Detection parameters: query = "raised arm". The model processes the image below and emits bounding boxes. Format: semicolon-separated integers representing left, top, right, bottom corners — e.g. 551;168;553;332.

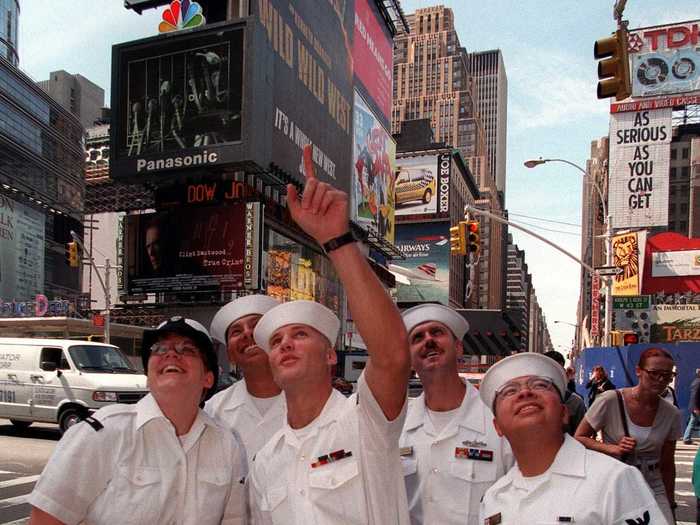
286;145;410;420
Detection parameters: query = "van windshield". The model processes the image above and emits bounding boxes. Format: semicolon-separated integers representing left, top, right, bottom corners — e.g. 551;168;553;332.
68;345;138;373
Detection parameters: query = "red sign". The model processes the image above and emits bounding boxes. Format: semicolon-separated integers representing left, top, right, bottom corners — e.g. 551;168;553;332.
611;95;700;113
591;273;601;338
642;232;700;294
641;23;699;51
353;0;393;124
93;314;105;327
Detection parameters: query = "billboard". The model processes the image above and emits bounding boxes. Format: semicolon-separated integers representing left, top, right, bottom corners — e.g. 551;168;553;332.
652;249;700;277
650;304;700;343
609;108;672;229
395;155;451;218
0;195;44;301
111;24;244;178
124;202;261;293
612;231;647;296
353;0;393;125
392;222;450;305
251;0;354;189
351;91;396;242
591;272;601;337
628;20;700;99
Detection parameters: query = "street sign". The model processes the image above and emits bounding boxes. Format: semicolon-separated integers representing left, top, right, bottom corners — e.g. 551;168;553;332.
613;295;650;309
596;266;624;277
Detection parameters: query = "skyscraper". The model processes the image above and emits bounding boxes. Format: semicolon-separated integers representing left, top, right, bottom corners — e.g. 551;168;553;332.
0;0;18;66
37;70;105;129
468;50;508;198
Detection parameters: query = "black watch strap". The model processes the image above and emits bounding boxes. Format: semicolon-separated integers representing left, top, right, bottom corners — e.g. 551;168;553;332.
322;231;356;253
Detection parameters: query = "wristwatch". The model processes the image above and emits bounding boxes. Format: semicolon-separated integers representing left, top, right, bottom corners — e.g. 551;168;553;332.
322;231;356;254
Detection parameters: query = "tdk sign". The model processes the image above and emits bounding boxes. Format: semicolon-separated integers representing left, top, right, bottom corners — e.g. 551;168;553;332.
136;151;219;172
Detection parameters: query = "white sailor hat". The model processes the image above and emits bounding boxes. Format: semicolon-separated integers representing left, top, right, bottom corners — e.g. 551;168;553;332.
479;352;567;410
402;303;470;340
210;295;279;344
254;300;340;353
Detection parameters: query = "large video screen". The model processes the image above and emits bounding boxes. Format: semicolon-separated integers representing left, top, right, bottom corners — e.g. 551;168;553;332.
111;24;244;178
124;202;261;293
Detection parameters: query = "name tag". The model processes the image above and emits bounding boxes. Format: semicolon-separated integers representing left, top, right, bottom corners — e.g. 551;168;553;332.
463;439;488;448
456;447;493;462
558;518;574;523
399;446;413;457
484;512;501;525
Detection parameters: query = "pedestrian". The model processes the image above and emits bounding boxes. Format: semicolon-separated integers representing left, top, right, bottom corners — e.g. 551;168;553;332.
683;369;700;444
399;304;513;524
206;294;285;463
28;317;246;525
544;351;586;435
478;353;665;524
575;347;682;524
565;366;576;394
248;145;410;524
693;444;700;524
585;365;615;407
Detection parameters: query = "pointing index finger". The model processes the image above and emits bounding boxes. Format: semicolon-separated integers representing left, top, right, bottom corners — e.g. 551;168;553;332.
303;144;316;180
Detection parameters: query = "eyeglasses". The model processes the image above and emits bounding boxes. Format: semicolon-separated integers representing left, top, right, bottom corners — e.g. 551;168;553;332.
640;368;676;383
495;376;556;400
150;342;200;358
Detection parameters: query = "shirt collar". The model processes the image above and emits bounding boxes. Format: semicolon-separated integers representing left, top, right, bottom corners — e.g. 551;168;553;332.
404;381;486;435
222;379;252;411
276;388;347;449
547;434;586;478
135;392;221;434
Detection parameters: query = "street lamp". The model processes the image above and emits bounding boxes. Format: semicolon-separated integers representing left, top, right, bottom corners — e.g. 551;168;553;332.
554;320;580;328
524;157;614;347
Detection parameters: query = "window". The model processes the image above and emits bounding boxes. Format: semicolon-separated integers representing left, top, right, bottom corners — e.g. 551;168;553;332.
670;167;677;179
683;148;690;159
671;148;677;160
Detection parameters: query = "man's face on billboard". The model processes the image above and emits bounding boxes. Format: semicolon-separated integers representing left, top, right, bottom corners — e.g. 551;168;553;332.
145;225;162;272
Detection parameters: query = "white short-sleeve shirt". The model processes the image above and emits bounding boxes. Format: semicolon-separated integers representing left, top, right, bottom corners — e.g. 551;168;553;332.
479;434;666;525
206;379;286;463
29;394;246;525
249;372;410;525
400;382;513;524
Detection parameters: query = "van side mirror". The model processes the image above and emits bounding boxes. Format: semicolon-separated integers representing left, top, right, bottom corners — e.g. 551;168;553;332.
40;361;57;372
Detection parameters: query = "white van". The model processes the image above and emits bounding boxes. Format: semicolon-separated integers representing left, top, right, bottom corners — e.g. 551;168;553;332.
0;338;148;433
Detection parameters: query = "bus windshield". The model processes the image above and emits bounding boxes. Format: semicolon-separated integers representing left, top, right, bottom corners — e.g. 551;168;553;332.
68;345;139;373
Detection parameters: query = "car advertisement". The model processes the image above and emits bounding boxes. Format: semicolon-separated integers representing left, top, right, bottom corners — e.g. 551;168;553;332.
394;154;450;218
392;222;450;305
351;91;396;243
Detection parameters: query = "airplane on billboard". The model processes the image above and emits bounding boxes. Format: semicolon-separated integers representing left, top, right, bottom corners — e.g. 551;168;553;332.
388;262;442;285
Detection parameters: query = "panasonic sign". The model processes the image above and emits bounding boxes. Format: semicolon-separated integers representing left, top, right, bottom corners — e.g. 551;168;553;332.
136;151;220;173
438;153;451;214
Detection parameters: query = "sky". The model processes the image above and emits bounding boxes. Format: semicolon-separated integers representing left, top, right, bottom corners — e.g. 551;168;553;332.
18;0;700;353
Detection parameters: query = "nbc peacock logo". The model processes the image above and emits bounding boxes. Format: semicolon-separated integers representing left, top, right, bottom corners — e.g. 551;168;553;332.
158;0;206;33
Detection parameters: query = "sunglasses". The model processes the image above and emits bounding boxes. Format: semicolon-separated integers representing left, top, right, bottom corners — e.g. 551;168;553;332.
640;368;676;383
495;376;556;400
150;342;200;358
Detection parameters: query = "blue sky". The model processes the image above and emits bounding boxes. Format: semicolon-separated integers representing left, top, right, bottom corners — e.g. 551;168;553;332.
19;1;699;353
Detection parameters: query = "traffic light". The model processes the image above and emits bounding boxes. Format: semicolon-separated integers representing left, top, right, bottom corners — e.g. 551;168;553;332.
622;332;639;346
594;28;631;100
449;222;467;255
66;241;79;268
610;330;639;346
466;220;480;255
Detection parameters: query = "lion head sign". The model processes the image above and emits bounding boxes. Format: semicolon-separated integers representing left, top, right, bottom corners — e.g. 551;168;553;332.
612;231;647;296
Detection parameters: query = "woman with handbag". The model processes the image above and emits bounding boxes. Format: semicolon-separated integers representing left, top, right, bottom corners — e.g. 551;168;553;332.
575;348;682;524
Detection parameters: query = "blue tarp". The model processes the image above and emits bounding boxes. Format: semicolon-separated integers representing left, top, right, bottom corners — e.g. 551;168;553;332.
575;342;700;423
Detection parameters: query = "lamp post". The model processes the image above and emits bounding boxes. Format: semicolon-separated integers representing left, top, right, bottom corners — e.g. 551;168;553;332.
524;157;614;346
554;320;580;328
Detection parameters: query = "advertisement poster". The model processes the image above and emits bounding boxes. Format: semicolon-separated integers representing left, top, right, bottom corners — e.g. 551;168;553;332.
609;108;671;229
112;25;244;177
252;0;354;190
652;249;700;277
392;222;450;305
352;91;396;242
352;0;393;125
649;304;700;343
612;231;647;296
591;272;600;337
125;202;260;293
0;195;44;301
628;21;700;99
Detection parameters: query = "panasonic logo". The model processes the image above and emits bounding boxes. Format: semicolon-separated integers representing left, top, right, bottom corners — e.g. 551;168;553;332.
136;151;219;172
